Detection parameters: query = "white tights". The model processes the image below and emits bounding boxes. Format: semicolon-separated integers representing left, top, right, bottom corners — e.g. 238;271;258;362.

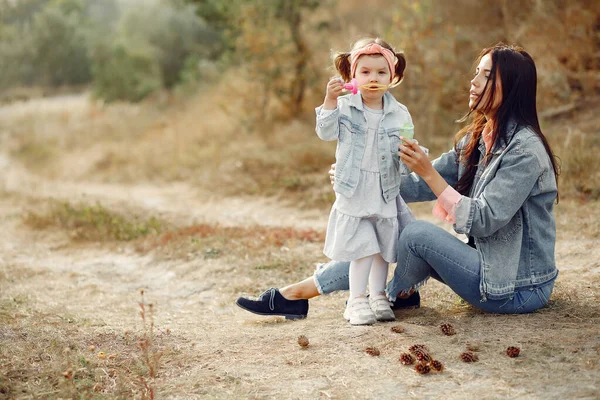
349;253;389;299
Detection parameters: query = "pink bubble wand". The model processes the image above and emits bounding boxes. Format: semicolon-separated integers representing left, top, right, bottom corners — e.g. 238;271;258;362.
341;78;359;94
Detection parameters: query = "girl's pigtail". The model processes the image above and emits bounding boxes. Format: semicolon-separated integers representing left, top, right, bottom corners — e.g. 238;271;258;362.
392;52;406;86
334;52;352;82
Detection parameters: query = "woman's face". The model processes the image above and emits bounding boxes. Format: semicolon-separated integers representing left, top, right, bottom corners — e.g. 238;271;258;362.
469;53;502;115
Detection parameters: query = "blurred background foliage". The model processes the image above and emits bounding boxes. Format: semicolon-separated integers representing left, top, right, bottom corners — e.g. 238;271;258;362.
2;0;598;112
0;0;599;202
2;0;598;130
0;0;219;100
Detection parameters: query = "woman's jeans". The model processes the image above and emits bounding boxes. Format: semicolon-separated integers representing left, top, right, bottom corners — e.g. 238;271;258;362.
314;220;555;314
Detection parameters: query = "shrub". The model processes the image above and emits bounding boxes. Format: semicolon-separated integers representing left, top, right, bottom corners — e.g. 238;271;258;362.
90;38;162;103
29;3;91;86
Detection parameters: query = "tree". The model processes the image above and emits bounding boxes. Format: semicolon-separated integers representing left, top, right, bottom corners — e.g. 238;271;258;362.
192;0;333;120
29;0;91;86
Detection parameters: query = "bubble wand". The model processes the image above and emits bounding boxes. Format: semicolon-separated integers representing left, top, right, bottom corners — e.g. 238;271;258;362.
341;78;359;94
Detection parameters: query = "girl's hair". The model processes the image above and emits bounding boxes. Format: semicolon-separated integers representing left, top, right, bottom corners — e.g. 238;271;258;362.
333;38;406;87
454;43;560;202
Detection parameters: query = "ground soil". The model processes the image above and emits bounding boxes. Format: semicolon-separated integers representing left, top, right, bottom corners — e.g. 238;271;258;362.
0;95;598;399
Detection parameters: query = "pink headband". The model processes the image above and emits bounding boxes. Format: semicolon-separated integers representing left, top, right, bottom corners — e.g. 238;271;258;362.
350;43;396;81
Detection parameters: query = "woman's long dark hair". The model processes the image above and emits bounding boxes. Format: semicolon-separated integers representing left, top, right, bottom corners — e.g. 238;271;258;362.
454;43;560;202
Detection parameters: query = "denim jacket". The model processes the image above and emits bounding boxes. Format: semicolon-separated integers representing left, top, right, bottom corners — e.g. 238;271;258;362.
315;92;412;203
401;120;558;301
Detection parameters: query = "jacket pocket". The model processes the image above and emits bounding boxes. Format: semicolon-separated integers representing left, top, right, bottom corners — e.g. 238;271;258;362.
339;118;354;143
387;129;401;171
387;129;401;154
489;211;522;242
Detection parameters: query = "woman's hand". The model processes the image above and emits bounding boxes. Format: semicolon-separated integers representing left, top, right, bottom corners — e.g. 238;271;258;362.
399;138;435;180
329;163;336;185
399;137;449;197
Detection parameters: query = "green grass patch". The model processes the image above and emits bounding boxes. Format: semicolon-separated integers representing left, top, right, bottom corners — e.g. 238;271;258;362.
23;201;163;241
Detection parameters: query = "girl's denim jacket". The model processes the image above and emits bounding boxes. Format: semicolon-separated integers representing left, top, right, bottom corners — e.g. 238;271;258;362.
315;92;412;203
401;121;559;301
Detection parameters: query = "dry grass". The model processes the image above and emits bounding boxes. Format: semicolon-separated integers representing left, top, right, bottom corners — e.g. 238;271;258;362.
0;293;182;399
139;222;324;254
23;200;164;242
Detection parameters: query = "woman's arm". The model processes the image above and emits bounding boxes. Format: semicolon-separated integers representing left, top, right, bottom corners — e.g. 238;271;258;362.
400;139;448;196
402;134;550;238
328;140;461;203
398;138;461;203
454;146;545;237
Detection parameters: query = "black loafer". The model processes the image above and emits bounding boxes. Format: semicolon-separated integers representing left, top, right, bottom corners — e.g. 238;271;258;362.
391;291;420;310
236;288;308;320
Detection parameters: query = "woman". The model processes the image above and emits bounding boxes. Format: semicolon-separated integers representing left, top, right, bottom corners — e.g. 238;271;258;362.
236;43;560;319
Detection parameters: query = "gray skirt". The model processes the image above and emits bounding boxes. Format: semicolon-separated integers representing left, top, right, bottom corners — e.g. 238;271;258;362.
323;170;399;263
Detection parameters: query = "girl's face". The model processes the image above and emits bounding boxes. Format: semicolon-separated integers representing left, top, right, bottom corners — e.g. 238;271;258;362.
469;53;502;115
354;55;391;100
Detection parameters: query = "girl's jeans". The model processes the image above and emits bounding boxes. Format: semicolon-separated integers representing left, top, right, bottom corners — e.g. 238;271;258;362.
314;220;555;314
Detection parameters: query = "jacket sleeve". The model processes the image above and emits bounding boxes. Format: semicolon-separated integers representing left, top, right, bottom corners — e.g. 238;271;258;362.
454;143;544;237
315;104;340;141
400;146;461;203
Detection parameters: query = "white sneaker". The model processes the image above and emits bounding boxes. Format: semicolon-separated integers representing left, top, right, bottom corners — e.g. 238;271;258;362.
369;293;395;321
343;296;377;325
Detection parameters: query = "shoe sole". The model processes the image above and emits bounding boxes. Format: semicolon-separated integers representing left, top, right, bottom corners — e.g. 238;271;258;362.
345;307;377;325
374;311;396;321
235;300;307;320
349;316;377;325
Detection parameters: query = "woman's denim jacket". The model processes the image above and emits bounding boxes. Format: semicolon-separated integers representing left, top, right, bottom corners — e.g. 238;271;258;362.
401;121;559;301
315;92;412;203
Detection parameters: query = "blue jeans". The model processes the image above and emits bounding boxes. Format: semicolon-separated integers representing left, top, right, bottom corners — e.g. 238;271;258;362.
314;220;555;314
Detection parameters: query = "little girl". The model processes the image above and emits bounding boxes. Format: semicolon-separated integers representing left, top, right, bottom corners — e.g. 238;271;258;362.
316;38;414;325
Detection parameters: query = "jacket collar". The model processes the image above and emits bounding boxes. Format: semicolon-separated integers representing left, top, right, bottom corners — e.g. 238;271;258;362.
348;91;400;115
501;118;519;147
481;118;520;154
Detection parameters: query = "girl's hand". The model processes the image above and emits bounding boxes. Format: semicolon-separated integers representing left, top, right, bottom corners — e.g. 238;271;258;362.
325;78;343;103
328;163;336;185
399;138;435;180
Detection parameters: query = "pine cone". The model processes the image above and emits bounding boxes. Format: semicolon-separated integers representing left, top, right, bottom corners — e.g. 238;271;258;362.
399;353;415;365
440;322;456;336
460;351;479;362
414;349;431;363
408;344;429;354
430;360;444;372
297;335;309;347
415;363;431;374
365;347;380;356
506;346;520;358
390;325;405;334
